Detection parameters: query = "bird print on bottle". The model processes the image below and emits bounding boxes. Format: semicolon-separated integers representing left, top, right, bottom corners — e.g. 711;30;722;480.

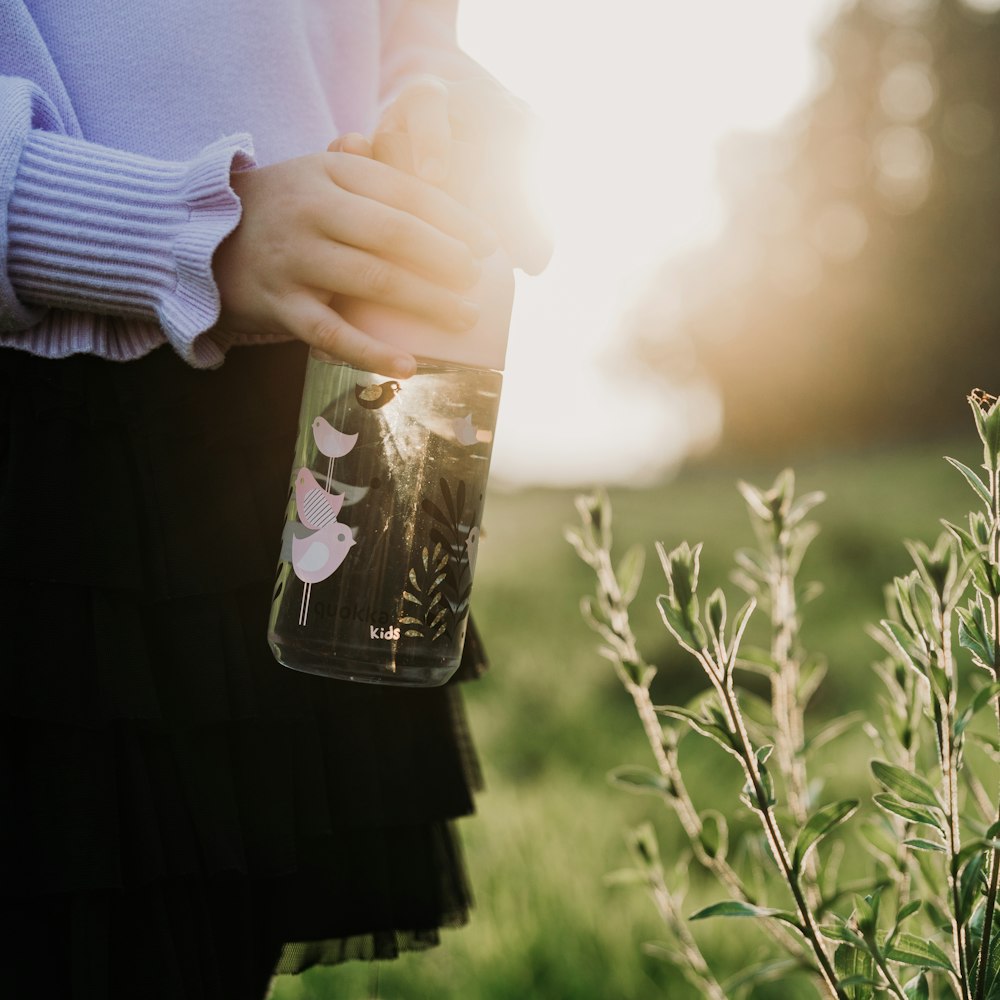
290;457;353;626
295;467;346;528
311;416;358;488
292;520;357;626
326;477;370;507
355;380;401;409
452;413;479;446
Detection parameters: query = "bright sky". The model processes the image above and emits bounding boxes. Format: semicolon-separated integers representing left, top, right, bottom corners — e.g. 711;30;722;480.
456;0;846;486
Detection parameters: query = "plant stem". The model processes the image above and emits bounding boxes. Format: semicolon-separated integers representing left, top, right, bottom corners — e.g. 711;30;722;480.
592;536;805;959
769;538;811;831
975;667;1000;1000
976;696;1000;1000
766;526;825;920
583;543;766;981
625;663;804;957
973;466;1000;1000
643;861;729;1000
710;660;848;1000
977;803;1000;1000
937;607;972;1000
867;939;911;1000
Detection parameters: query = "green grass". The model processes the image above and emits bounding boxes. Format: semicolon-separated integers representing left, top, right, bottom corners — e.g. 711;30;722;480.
272;433;982;999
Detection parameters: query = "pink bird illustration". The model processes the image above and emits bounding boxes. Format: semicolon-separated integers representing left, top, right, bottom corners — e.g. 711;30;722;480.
311;416;358;486
295;467;345;529
292;520;357;625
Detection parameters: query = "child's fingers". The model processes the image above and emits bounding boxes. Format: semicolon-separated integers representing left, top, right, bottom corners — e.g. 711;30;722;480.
327;132;374;157
325;151;496;259
386;77;452;184
280;291;416;379
319;187;482;291
293;241;480;333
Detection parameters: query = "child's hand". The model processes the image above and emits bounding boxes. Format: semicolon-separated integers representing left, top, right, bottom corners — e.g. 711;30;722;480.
376;76;553;275
213;150;496;378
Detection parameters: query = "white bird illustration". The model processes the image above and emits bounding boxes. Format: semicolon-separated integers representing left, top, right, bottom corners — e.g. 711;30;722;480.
452;413;479;446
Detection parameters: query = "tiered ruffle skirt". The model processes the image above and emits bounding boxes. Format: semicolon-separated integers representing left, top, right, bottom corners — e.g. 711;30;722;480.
0;341;483;1000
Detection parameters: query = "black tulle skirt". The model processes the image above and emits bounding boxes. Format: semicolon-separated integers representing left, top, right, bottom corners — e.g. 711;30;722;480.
0;340;484;1000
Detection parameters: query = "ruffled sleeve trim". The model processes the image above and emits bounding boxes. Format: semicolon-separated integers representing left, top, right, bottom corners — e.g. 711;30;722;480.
5;131;256;368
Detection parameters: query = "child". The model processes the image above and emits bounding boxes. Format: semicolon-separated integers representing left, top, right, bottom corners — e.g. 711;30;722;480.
0;3;549;998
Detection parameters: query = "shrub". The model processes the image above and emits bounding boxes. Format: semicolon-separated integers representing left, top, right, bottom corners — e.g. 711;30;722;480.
567;391;1000;1000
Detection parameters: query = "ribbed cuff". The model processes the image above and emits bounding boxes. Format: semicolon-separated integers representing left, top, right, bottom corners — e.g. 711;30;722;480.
6;131;255;368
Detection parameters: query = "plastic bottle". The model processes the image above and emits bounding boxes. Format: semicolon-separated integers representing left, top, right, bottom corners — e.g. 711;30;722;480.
267;137;513;686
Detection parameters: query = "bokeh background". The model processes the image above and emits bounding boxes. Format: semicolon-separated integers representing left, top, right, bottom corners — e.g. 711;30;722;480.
274;0;1000;996
472;0;1000;486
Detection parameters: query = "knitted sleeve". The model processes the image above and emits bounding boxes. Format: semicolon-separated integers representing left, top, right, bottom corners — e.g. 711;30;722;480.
0;76;256;368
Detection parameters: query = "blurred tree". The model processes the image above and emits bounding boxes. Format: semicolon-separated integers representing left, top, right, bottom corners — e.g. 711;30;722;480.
631;0;1000;458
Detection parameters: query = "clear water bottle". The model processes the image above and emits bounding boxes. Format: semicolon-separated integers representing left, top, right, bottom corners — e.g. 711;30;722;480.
267;140;514;686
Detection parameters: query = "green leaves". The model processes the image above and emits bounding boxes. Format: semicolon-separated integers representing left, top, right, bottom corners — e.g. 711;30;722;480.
608;765;674;798
883;934;955;973
873;794;944;830
656;554;756;682
946;456;992;510
568;490;658;690
658;540;700;616
894;569;942;649
569;490;612;563
792;799;860;875
834;939;877;1000
625;821;663;870
872;761;943;830
972;903;1000;1000
570;412;1000;1000
905;534;963;609
871;761;941;811
945;513;996;598
698;810;728;861
955;680;1000;738
657;703;740;758
656;540;709;652
737;469;825;535
957;850;985;928
740;745;777;812
969;388;1000;472
957;599;996;672
881;618;931;676
824;896;954;998
706;587;726;641
689;900;803;930
616;543;645;607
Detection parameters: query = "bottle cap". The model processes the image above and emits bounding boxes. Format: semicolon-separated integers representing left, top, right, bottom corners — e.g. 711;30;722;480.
334;134;514;372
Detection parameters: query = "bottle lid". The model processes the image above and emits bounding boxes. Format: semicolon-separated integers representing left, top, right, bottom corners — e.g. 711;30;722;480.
335;135;514;372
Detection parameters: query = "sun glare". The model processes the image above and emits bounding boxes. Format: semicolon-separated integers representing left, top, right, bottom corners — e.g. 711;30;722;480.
457;0;844;485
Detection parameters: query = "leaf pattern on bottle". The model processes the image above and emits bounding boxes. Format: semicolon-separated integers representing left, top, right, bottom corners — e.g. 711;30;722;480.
413;478;479;641
400;543;450;639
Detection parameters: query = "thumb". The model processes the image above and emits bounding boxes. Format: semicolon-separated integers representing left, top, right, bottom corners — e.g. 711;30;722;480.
392;77;453;184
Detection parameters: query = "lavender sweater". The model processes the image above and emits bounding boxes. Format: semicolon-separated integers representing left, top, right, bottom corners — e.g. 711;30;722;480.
0;0;478;368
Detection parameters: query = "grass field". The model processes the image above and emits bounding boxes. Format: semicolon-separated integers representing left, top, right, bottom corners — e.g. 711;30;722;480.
272;432;984;999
